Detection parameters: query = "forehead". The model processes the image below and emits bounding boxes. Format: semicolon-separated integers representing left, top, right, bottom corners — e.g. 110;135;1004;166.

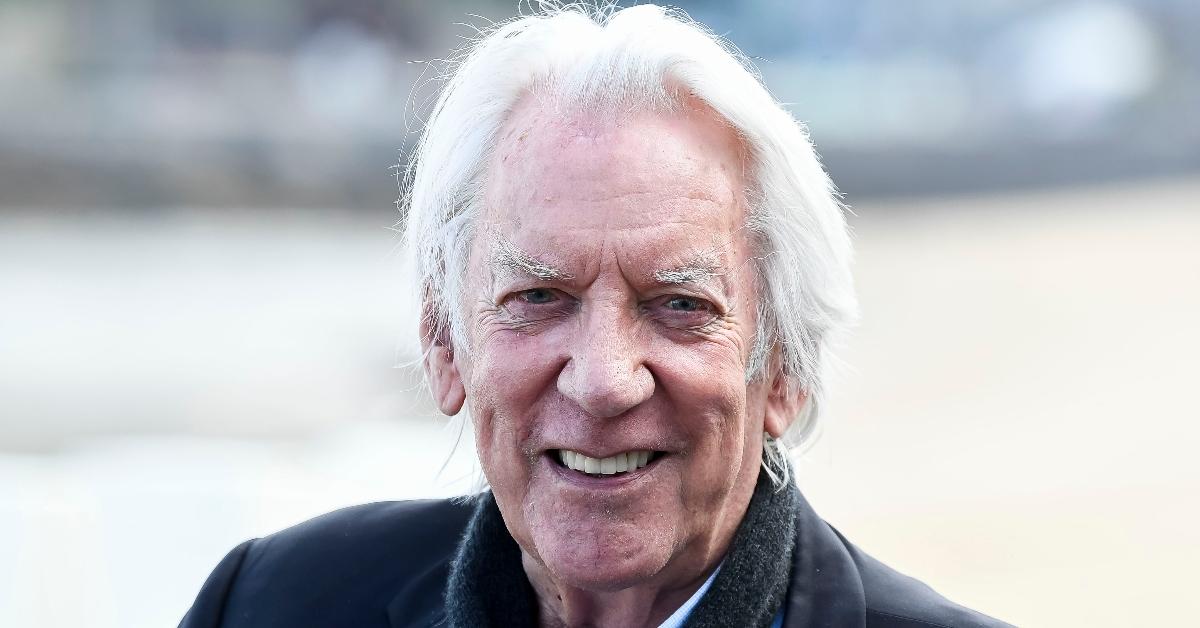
480;97;751;258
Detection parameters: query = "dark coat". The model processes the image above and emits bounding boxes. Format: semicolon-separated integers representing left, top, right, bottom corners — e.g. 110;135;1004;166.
179;493;1012;628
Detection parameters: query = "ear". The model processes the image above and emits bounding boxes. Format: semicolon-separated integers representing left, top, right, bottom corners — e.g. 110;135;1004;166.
419;307;466;416
763;369;808;439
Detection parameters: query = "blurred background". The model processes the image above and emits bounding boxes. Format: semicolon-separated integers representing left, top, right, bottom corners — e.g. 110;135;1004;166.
1;1;1197;626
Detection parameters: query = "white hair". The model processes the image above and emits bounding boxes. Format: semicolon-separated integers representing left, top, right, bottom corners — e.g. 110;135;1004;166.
400;2;857;486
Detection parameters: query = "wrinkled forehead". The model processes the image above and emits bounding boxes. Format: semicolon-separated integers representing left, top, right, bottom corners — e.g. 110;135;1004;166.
481;95;751;235
473;96;757;289
490;92;748;178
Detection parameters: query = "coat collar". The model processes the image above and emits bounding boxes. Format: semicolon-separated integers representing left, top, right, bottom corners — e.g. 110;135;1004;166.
684;472;797;626
783;488;866;628
441;491;539;627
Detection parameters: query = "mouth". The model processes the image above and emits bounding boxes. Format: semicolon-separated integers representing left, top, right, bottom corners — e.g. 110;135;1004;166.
551;449;665;479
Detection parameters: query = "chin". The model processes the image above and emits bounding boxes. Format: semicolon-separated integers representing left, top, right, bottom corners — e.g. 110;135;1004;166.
530;517;675;592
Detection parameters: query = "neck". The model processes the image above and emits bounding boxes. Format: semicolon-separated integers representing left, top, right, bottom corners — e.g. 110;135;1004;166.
522;552;719;628
518;468;756;628
443;466;798;628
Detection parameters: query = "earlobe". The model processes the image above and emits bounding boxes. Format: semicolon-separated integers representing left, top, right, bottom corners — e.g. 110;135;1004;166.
763;373;807;439
420;311;466;416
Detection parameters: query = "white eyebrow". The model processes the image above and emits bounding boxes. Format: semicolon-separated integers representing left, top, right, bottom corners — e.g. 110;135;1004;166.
654;252;724;285
654;265;720;285
491;236;574;281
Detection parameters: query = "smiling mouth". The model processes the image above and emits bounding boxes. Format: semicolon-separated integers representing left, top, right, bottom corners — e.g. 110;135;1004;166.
553;449;664;478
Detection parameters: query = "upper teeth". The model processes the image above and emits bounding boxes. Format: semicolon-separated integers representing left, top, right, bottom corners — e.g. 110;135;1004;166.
559;449;653;475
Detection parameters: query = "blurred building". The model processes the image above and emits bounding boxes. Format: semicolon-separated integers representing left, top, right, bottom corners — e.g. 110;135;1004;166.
0;0;1196;209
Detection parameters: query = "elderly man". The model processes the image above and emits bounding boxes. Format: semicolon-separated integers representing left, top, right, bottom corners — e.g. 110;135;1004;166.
181;5;1009;628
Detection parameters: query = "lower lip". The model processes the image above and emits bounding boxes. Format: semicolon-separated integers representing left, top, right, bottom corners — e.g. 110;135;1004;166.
544;452;663;488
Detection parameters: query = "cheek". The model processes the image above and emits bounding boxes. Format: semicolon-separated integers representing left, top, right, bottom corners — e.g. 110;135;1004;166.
649;339;764;476
469;330;563;408
653;334;747;407
660;360;750;444
466;333;563;479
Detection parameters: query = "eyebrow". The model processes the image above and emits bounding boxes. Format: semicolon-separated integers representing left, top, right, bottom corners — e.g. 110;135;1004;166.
491;236;574;281
653;252;724;286
491;235;726;287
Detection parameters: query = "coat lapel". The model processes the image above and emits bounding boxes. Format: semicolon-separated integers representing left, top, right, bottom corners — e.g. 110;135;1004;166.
783;489;867;628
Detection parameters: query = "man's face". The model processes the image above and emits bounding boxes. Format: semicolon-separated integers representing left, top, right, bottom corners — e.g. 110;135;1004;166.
446;98;792;591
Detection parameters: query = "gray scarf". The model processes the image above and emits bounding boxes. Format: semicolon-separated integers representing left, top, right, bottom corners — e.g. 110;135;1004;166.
444;469;799;627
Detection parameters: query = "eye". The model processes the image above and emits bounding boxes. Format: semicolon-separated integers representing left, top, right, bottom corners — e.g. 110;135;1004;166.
649;294;718;328
520;288;558;304
665;296;703;312
499;287;574;325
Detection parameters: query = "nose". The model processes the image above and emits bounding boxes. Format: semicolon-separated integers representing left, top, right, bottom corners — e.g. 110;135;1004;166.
557;307;654;418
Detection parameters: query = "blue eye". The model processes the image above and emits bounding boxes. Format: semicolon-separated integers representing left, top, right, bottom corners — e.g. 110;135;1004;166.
666;297;702;311
500;288;573;325
650;295;718;329
520;288;557;304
